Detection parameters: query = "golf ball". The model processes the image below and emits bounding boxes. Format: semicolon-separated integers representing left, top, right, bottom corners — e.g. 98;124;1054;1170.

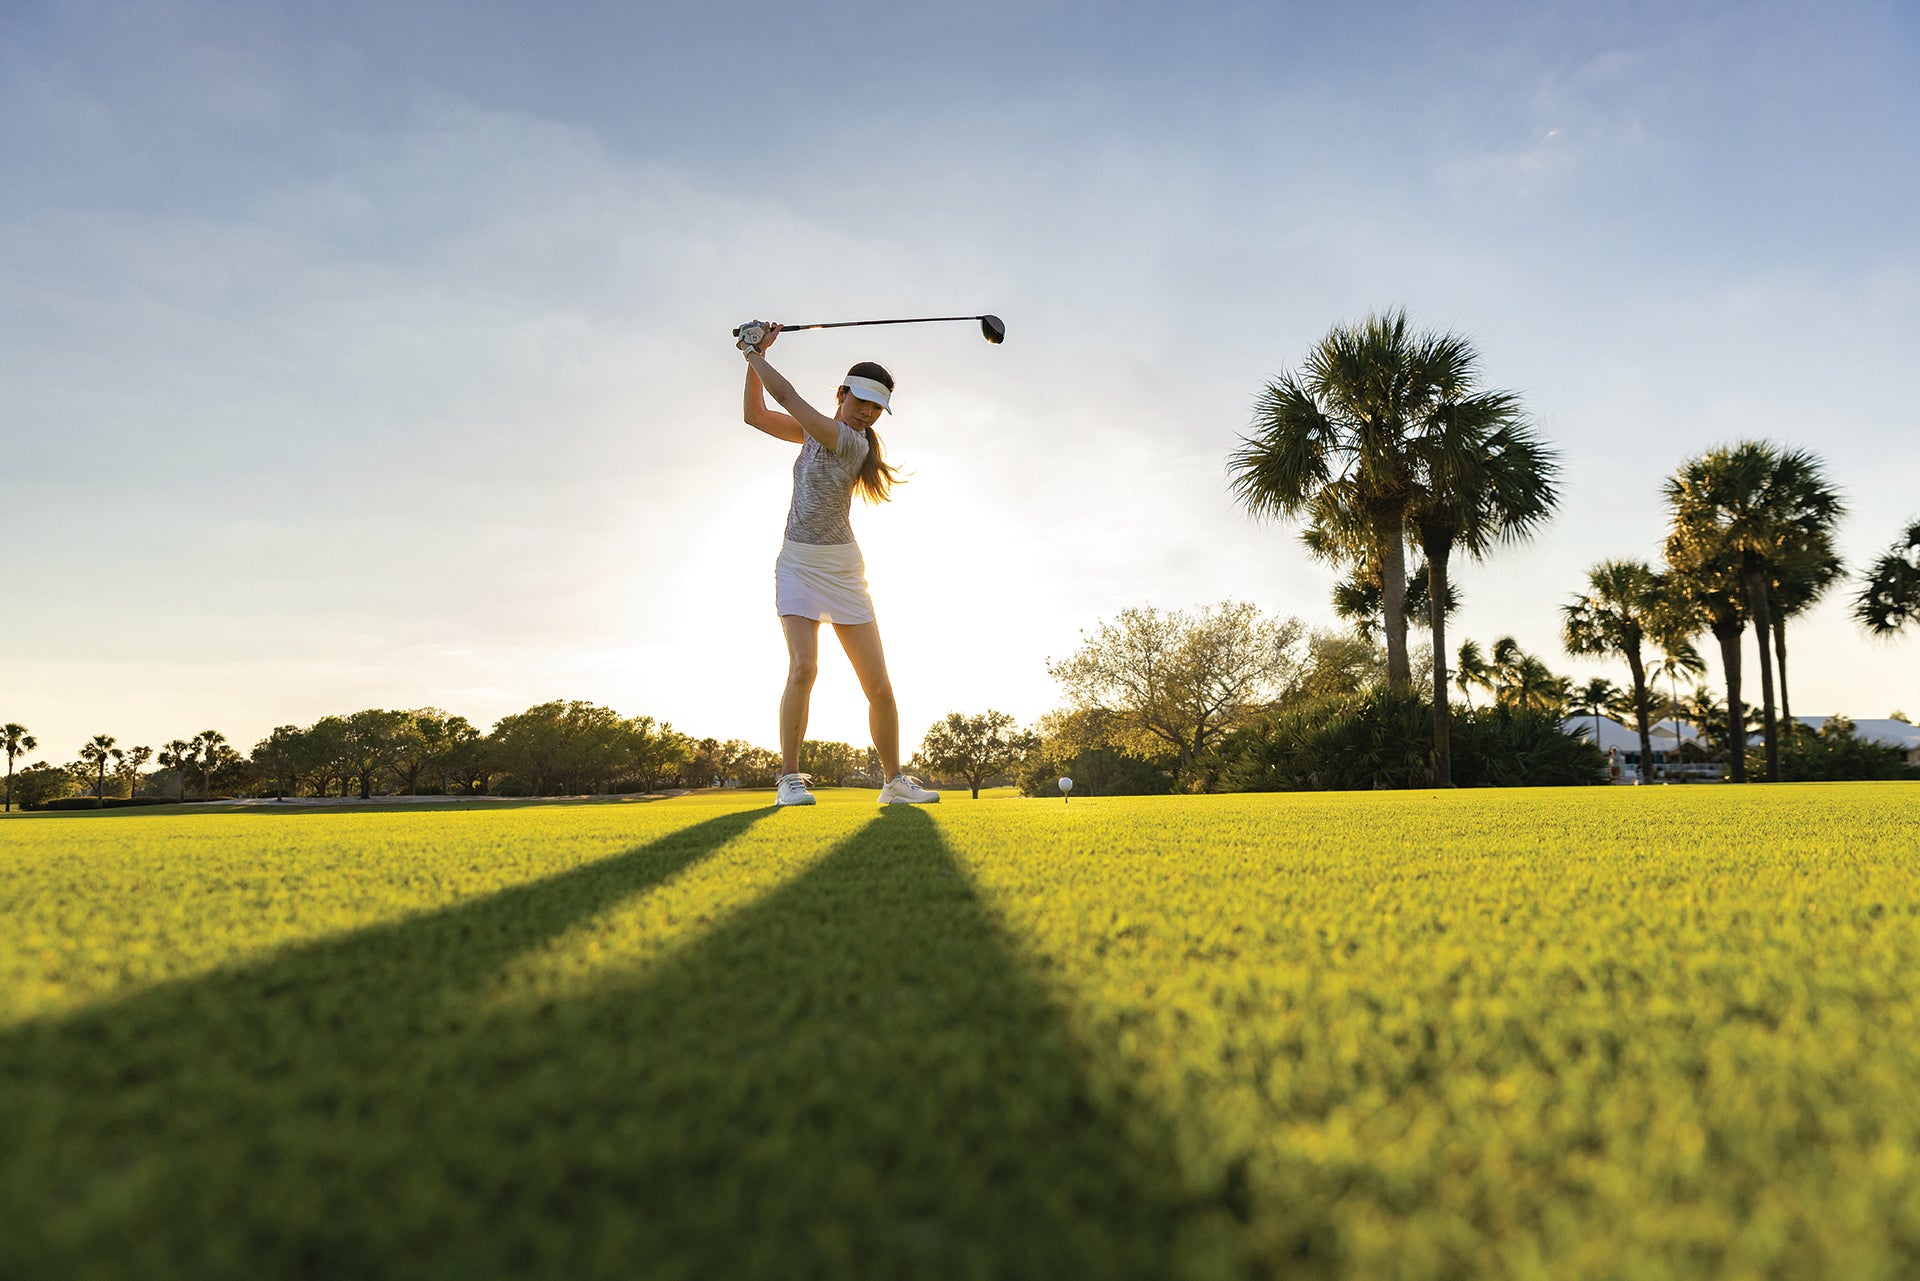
1059;777;1073;792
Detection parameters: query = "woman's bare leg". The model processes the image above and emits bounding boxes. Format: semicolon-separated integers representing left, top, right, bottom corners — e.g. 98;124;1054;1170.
833;620;899;780
780;615;821;775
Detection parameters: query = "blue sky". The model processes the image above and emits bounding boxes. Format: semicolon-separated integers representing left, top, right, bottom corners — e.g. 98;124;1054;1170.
4;0;1917;762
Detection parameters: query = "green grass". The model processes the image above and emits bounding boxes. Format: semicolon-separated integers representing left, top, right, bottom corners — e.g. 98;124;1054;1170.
3;784;1918;1278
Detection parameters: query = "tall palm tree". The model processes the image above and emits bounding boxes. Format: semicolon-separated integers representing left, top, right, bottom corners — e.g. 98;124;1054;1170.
1569;677;1623;754
1328;560;1445;645
1454;640;1491;710
1663;542;1749;782
1231;309;1463;690
192;730;228;801
79;734;118;801
1855;518;1920;636
1408;397;1560;785
1665;443;1843;782
1766;533;1844;743
1562;559;1665;784
3;723;36;813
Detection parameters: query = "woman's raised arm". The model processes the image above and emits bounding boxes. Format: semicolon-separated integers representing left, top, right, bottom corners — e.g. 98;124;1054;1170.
743;348;844;450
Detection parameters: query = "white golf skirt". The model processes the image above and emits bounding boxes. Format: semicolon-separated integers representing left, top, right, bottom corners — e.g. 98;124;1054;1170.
774;538;875;625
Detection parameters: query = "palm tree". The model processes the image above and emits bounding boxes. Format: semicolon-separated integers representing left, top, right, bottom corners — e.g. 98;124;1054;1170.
1855;518;1920;636
1328;559;1445;645
158;739;197;801
1231;309;1465;690
3;723;36;813
1511;656;1572;716
1570;677;1623;753
79;734;118;801
1408;396;1560;785
1454;640;1491;710
1649;640;1706;772
1766;534;1844;743
1663;544;1749;782
1489;636;1525;706
192;730;228;801
1562;559;1665;784
1665;443;1843;782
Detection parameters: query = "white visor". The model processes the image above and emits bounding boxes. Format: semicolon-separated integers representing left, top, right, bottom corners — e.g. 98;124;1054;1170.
841;374;892;414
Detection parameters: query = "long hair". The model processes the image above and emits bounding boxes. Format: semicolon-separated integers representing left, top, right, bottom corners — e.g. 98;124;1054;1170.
842;361;904;504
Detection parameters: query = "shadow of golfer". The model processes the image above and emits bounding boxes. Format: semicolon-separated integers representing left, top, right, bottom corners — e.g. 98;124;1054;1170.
0;805;1194;1279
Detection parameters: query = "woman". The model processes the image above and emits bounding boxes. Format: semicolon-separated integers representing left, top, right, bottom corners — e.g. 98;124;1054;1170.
739;321;940;807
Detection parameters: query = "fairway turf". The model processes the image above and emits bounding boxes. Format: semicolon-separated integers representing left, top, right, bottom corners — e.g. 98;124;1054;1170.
3;785;1918;1278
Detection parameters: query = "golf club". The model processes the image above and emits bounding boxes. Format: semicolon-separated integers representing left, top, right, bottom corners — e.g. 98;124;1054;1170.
735;314;1005;346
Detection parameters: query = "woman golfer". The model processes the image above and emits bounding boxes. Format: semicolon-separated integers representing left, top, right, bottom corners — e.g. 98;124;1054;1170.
739;321;939;807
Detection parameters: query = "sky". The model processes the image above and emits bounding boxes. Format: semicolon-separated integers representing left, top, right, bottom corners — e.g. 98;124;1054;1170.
4;0;1918;764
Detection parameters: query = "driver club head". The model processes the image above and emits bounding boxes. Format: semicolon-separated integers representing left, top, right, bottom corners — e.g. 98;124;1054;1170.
980;315;1006;344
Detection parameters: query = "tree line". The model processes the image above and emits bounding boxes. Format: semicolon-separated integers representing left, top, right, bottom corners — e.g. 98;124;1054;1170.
1222;308;1919;788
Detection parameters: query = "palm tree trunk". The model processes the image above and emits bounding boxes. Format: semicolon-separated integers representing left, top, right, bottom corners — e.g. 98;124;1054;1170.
1427;545;1453;786
1773;615;1794;745
1714;619;1745;783
1626;641;1653;785
1379;510;1411;689
1744;562;1780;782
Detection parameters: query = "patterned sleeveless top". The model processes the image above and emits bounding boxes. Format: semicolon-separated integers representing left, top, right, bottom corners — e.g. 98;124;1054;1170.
783;423;871;546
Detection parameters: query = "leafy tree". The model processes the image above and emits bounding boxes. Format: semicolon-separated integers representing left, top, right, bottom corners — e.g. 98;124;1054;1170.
78;734;118;800
301;716;353;798
3;723;36;812
796;740;861;787
1047;601;1304;785
1665;443;1843;781
252;726;306;800
1291;629;1388;705
385;711;439;796
729;745;782;789
1017;707;1175;797
332;711;407;800
1562;559;1669;784
1855;518;1920;636
917;710;1035;799
10;761;77;809
627;717;692;792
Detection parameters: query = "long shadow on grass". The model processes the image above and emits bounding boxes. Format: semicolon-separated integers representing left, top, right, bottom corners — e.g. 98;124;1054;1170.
0;807;1198;1280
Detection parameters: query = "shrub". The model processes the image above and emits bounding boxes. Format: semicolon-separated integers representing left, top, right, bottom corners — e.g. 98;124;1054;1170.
38;797;105;811
1017;745;1174;797
1201;689;1607;792
1755;718;1916;782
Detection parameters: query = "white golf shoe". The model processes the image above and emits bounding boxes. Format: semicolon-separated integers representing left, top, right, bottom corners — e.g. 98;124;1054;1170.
775;773;816;806
877;774;940;805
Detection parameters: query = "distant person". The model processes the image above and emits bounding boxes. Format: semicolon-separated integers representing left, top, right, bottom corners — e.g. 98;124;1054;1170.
738;321;939;807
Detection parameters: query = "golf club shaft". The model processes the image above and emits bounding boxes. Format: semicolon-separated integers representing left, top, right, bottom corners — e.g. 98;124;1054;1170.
733;316;985;336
